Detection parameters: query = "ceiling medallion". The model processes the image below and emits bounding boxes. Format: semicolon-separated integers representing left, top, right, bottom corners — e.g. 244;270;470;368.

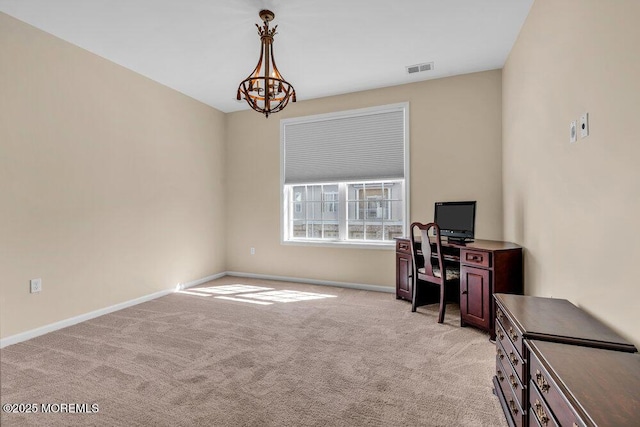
237;10;296;118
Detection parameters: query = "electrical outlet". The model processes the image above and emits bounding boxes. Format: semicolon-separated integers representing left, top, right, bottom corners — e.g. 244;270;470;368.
580;112;589;138
569;120;577;143
250;247;255;255
30;278;42;293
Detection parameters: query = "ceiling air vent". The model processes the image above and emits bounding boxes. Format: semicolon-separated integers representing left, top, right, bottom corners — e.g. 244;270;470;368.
406;62;434;74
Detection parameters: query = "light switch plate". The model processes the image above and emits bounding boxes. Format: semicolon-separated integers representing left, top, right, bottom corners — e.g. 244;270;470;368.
569;120;577;143
580;113;589;138
30;278;42;293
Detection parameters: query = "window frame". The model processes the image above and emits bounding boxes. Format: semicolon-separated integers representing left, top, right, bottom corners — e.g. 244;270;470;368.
280;103;410;249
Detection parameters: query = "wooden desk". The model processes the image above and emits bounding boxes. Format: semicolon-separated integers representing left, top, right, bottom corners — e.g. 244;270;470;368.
395;237;523;338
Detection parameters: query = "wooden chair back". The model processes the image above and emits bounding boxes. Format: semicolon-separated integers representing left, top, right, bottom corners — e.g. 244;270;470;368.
409;221;459;322
410;222;444;286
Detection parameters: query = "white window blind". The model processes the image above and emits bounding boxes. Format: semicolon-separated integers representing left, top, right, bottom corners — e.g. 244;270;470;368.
282;105;406;184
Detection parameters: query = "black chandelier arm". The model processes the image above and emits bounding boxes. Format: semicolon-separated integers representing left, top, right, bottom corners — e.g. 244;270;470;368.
238;86;294;106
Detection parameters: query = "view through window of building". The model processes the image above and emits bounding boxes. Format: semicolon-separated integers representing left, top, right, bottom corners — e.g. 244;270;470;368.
287;180;404;242
291;184;340;239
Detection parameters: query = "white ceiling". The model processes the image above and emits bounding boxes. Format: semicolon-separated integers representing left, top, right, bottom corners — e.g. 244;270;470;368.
0;0;533;113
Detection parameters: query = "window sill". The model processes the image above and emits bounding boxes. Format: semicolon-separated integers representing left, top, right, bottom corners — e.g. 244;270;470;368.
281;239;395;250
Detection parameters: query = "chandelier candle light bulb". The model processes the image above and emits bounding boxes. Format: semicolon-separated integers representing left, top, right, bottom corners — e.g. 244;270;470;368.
237;10;296;118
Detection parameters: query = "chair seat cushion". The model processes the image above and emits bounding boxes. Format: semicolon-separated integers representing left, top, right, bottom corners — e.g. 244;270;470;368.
418;266;460;281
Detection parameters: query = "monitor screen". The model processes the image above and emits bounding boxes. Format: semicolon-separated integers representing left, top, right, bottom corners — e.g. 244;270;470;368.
434;201;476;241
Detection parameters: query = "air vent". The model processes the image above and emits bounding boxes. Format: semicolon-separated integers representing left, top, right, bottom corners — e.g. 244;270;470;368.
406;62;434;74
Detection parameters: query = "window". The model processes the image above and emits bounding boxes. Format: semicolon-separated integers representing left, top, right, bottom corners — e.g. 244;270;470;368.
281;103;409;246
347;181;403;240
291;184;340;239
354;185;391;220
293;191;303;213
323;191;338;213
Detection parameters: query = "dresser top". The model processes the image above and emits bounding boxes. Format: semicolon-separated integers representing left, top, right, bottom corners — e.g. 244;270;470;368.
495;293;637;352
527;340;640;427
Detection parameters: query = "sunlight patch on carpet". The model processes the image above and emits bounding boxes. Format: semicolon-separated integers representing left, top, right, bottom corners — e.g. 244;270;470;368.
214;296;274;305
176;290;213;297
175;284;273;297
194;284;274;294
233;290;337;303
176;284;337;305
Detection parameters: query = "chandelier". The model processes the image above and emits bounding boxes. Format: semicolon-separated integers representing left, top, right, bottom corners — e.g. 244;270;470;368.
237;10;296;118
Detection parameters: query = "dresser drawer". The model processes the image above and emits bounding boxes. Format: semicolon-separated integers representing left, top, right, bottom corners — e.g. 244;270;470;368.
529;350;586;427
496;306;525;358
496;338;526;407
529;412;544;427
396;239;411;254
460;249;491;268
495;356;509;394
529;379;559;427
496;321;526;384
495;359;525;427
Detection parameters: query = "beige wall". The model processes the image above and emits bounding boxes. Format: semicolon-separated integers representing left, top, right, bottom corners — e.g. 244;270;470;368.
0;13;227;339
226;70;504;287
0;12;509;340
503;1;640;346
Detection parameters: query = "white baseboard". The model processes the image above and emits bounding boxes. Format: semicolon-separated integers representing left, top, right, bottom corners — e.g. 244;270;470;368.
179;272;227;290
0;271;389;348
0;272;226;349
225;271;395;294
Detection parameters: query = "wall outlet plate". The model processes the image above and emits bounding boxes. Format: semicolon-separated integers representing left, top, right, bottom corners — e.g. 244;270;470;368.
569;120;577;143
580;112;589;138
30;278;42;293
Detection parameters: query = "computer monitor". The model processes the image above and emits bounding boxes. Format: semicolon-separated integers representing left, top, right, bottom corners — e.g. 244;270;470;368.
434;201;476;243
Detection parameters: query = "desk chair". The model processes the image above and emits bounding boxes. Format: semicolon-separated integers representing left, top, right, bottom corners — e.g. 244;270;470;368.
410;222;460;323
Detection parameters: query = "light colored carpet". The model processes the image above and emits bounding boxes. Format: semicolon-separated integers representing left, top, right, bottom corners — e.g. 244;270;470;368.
1;276;507;426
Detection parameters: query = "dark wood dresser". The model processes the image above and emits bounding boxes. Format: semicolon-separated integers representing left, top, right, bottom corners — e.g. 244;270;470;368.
493;293;637;426
526;340;640;427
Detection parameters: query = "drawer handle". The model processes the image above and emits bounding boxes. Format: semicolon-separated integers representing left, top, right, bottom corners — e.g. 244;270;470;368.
496;368;505;382
508;326;519;342
497;310;504;321
399;243;409;250
468;254;482;262
498;329;505;341
509;352;519;366
508;399;519;416
509;374;518;389
496;348;504;360
536;369;551;393
534;399;550;425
